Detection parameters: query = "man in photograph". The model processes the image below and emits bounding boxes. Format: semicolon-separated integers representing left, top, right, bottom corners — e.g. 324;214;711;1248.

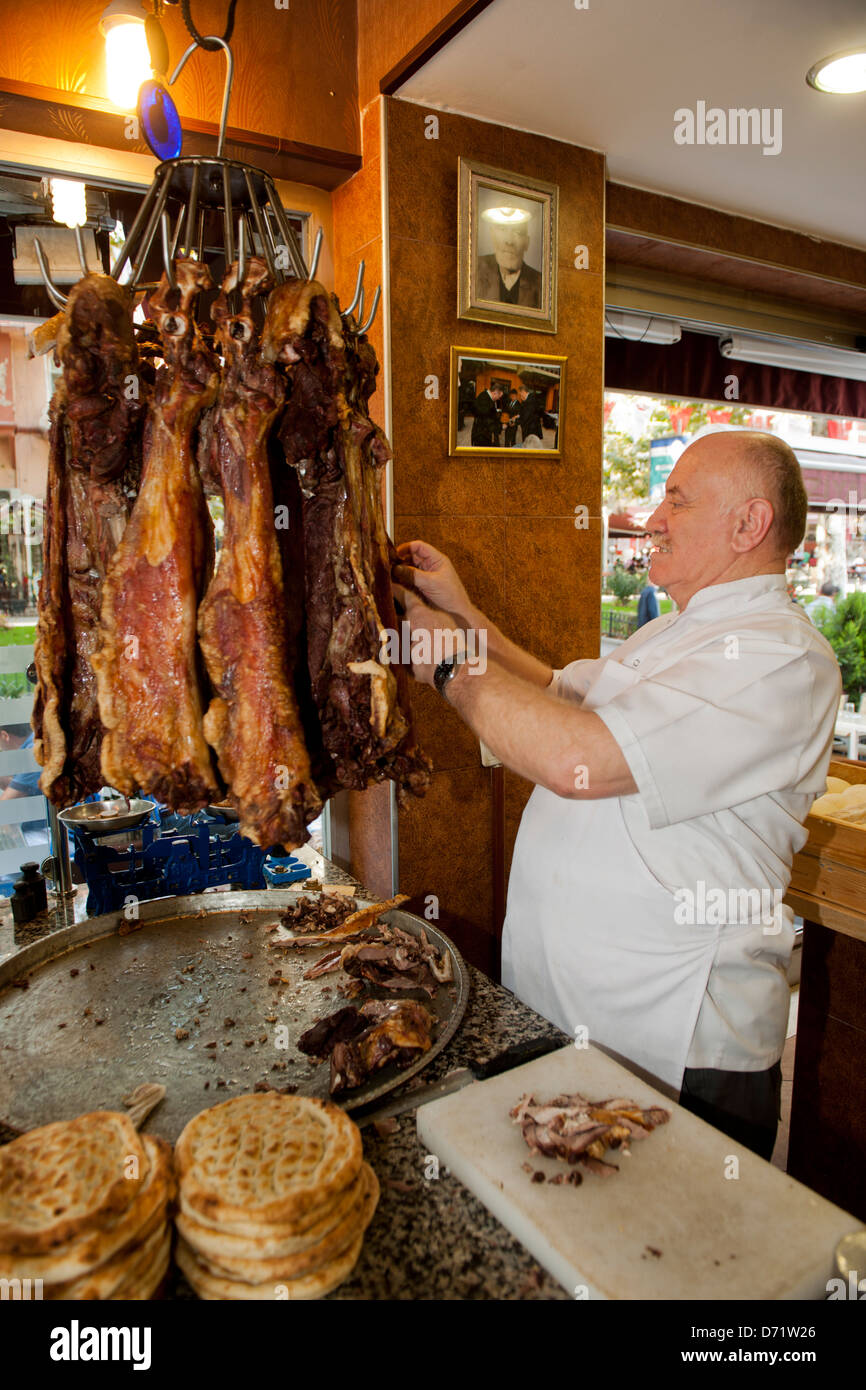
503;388;521;446
477;215;542;308
470;383;504;447
514;382;549;442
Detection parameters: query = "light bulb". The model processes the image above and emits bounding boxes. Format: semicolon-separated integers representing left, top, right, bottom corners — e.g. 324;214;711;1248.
51;178;87;228
101;2;151;109
807;49;866;94
481;206;532;226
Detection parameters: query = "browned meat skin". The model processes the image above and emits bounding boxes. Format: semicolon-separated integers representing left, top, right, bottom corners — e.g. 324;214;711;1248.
264;279;430;800
32;274;143;805
94;259;221;810
196;257;321;849
297;1005;369;1057
343;327;431;800
329;999;435;1094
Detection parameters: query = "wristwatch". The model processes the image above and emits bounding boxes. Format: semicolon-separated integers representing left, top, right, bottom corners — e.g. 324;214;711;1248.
434;638;469;697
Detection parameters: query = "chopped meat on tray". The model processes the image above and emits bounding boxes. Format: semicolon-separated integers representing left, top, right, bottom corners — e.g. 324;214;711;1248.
298;999;436;1094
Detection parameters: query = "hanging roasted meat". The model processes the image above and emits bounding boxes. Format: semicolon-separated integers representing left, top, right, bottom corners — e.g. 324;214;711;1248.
197;257;321;849
32;274;144;805
94;259;221;810
263;279;431;802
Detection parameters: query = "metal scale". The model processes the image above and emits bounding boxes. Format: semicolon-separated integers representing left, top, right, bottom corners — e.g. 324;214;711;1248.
31;29;380;916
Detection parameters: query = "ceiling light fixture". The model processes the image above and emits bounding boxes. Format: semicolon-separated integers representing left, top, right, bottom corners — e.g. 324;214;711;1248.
50;178;87;229
806;47;866;94
604;310;682;345
100;0;152;110
719;333;866;382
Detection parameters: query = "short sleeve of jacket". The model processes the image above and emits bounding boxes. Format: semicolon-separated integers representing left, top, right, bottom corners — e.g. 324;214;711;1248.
595;637;841;828
549;657;608;704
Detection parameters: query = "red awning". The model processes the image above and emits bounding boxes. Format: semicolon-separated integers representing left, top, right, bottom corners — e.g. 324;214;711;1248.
799;468;866;511
608;511;647;536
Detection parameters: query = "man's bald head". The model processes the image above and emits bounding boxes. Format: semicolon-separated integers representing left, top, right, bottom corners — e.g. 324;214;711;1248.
714;430;808;558
646;429;807;608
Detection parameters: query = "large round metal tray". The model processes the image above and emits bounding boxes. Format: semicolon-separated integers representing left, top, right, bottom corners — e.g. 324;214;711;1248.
58;799;156;836
0;890;469;1142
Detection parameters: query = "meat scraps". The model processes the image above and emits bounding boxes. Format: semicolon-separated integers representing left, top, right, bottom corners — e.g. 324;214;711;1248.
511;1093;670;1175
94;259;221;810
279;893;356;935
298;998;435;1094
32;274;144;804
299;922;452;995
197;257;321;849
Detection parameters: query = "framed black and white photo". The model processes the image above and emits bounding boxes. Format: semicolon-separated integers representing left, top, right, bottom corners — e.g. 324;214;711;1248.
458;159;558;333
449;346;566;457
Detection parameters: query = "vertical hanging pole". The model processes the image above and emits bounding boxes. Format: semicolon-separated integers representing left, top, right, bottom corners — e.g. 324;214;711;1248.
111;169;164;281
130;169;173;287
186;164;201;258
265;177;307;278
245;170;278;281
221;164;234;272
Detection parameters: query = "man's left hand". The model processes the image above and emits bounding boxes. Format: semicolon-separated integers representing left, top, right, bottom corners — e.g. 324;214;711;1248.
391;583;460;687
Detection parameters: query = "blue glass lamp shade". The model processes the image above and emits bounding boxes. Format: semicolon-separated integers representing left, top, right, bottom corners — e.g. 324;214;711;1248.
138;80;182;160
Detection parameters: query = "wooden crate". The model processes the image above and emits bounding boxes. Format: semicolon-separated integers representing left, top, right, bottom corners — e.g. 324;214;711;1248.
789;758;866;912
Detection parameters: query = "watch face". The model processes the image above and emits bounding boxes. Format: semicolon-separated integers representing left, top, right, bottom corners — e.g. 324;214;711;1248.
138;80;182;161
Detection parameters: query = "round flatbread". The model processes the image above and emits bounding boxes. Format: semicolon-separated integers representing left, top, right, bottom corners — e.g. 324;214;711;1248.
826;776;849;794
175;1230;365;1301
0;1112;147;1256
0;1135;174;1285
185;1163;378;1284
47;1215;169;1301
175;1163;366;1259
111;1227;172;1301
175;1093;362;1229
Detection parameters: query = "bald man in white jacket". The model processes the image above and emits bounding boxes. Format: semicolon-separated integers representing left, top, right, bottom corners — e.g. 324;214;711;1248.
393;431;840;1159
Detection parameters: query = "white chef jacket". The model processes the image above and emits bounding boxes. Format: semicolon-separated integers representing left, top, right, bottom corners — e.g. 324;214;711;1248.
501;573;841;1091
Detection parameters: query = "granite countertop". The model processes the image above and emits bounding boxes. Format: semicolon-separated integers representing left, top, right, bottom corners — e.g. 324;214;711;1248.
0;850;572;1301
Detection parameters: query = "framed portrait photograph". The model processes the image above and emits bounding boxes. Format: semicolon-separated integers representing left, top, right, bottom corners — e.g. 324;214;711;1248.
458;159;558;333
449;346;566;457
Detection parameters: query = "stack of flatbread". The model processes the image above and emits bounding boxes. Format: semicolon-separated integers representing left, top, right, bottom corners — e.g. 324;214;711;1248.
810;775;866;825
0;1111;174;1299
174;1093;378;1300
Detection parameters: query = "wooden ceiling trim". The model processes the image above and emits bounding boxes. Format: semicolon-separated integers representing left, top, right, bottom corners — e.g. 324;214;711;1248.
0;78;361;191
607;182;866;290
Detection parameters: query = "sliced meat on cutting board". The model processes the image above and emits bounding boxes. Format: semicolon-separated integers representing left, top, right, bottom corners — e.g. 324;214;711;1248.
417;1044;860;1300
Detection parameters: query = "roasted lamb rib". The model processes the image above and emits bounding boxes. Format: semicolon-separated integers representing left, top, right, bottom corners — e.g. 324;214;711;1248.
263;279;431;801
94;259;221;810
32;274;144;804
197;257;321;848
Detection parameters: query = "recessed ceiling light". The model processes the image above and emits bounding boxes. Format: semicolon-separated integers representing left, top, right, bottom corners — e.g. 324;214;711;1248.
806;48;866;94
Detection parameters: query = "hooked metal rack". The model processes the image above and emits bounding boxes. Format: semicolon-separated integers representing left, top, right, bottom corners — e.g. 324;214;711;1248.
30;29;380;902
32;32;380;333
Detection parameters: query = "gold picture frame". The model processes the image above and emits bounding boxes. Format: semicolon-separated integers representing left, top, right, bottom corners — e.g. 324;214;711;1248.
449;346;566;457
458;158;558;333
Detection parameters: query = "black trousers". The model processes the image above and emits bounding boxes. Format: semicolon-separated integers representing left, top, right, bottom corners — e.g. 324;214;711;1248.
678;1061;782;1161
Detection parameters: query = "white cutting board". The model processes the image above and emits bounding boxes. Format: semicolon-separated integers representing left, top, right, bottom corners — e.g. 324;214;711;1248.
417;1045;861;1300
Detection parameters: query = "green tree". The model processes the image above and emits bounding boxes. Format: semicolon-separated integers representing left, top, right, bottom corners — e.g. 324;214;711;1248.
815;592;866;700
603;397;754;508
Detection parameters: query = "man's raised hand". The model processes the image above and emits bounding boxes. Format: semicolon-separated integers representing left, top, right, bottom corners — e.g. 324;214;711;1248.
393;540;475;621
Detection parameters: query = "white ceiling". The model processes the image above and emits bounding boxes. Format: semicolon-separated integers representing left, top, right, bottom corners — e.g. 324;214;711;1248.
397;0;866;251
